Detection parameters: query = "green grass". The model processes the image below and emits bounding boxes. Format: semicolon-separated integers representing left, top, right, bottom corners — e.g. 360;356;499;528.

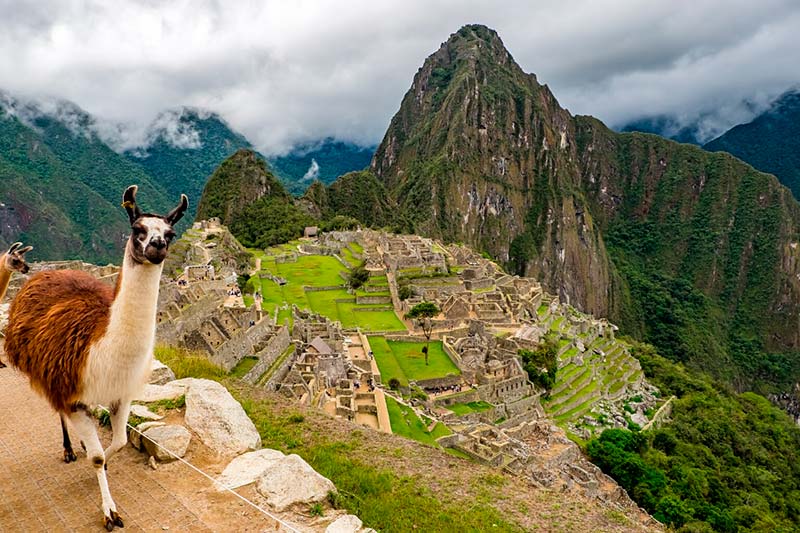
385;396;451;446
446;401;493;415
340;247;361;267
252;250;405;332
229;356;259;379
348;241;364;254
369;338;460;384
154;345;226;380
368;336;408;386
259;253;346;288
306;290;406;331
146;395;186;413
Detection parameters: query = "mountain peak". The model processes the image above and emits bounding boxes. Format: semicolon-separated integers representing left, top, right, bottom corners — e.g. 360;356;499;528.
435;24;517;72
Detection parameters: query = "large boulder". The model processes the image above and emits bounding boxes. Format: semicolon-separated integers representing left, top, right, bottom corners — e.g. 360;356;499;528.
149;358;176;385
326;515;363;533
256;454;336;511
214;448;285;491
142;425;191;462
174;378;261;456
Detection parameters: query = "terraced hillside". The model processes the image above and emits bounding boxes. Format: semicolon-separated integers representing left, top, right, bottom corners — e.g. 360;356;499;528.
537;300;654;438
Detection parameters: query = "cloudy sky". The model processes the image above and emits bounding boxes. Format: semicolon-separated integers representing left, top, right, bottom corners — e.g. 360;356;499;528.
1;0;798;154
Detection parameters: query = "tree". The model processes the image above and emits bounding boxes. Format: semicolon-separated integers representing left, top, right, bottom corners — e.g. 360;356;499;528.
405;301;440;365
518;334;559;392
348;262;370;289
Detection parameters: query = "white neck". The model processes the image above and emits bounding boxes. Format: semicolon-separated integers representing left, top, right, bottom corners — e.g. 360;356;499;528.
83;242;165;403
106;242;164;350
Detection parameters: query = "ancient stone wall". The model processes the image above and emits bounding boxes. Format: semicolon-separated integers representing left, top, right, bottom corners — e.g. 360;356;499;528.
206;318;276;371
241;327;292;385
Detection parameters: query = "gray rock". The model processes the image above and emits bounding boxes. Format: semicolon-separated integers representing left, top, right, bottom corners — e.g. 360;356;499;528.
130;404;163;421
325;515;363;533
149;359;176;385
134;382;187;403
256;454;336;512
630;411;648;427
214;449;286;491
142;424;191;462
177;378;261;456
130;421;166;451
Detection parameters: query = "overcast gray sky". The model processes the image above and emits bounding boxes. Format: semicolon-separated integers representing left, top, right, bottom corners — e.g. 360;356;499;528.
1;0;798;154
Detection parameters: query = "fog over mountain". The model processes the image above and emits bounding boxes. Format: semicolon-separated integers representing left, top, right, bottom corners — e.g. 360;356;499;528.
1;0;798;154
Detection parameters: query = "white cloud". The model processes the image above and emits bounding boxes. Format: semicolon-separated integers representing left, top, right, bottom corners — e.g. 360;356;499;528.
0;0;798;153
302;159;320;182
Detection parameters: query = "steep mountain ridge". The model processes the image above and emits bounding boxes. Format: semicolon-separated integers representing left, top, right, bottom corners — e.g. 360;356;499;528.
0;95;171;263
370;25;616;319
195;149;314;248
704;89;800;199
125;108;254;215
343;24;800;390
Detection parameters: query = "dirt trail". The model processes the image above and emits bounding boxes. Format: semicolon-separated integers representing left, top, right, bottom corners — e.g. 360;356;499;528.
0;366;297;532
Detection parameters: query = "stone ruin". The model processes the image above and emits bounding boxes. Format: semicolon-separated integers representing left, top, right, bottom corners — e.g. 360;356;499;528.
379;233;448;274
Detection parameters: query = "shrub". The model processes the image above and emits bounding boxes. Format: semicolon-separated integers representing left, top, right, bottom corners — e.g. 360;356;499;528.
348;263;370;289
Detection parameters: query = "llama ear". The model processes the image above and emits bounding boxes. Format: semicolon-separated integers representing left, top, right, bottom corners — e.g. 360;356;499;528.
7;242;22;254
122;185;143;225
166;194;189;226
18;245;33;255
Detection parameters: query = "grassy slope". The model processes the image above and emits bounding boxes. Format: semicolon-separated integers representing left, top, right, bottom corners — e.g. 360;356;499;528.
385;395;451;446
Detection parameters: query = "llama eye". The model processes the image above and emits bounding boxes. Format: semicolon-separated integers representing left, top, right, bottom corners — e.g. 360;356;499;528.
165;231;175;241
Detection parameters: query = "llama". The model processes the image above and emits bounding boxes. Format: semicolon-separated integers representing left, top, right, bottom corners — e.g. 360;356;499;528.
4;185;187;530
0;241;33;368
0;241;33;300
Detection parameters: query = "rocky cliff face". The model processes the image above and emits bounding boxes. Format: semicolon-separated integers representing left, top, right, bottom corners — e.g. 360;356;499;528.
371;25;615;317
364;25;800;389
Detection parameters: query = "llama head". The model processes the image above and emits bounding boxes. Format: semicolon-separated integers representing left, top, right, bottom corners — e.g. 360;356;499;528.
122;185;188;265
2;242;33;274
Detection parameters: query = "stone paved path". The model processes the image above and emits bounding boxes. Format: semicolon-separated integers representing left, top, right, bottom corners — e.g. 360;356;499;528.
0;367;285;533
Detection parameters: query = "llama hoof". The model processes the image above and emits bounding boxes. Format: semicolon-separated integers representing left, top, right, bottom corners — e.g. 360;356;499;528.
0;361;6;368
63;448;77;463
103;512;124;531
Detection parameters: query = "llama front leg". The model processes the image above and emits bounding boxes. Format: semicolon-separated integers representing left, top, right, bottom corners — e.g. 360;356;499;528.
104;400;131;463
68;407;124;531
60;413;78;463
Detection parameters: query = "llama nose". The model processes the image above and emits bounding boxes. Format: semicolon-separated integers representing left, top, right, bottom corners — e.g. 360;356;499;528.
151;238;166;250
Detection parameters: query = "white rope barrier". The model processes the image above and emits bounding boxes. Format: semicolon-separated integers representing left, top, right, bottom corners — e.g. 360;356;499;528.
97;404;303;533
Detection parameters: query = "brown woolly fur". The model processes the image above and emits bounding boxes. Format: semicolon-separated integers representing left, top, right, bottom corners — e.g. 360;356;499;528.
5;270;113;412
